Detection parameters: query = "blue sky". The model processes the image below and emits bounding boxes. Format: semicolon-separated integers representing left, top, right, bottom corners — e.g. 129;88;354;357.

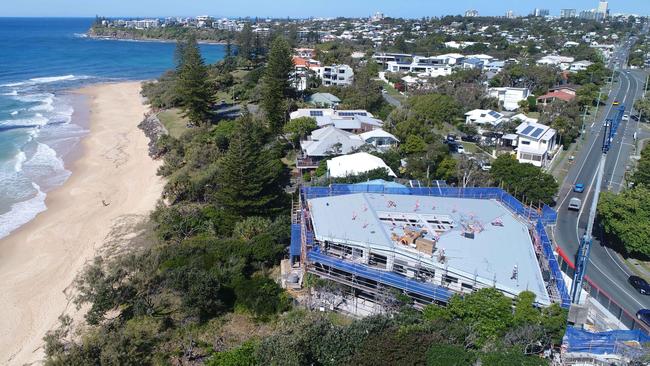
1;0;648;18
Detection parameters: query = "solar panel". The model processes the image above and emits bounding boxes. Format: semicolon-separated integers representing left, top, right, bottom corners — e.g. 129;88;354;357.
530;128;544;138
310;110;324;117
338;112;354;117
488;111;502;118
521;126;535;135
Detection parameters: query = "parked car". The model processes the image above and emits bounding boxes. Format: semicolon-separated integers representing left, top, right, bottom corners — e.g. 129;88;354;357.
629;276;650;295
456;144;465;154
480;161;492;171
446;133;457;142
461;135;480;143
637;309;650;327
623;114;630;121
573;183;585;193
613;100;620;106
568;198;582;211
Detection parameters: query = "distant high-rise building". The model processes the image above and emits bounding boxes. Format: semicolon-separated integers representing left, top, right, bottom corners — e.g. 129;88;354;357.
505;10;515;19
579;10;597;20
465;9;479;18
532;8;550;17
371;12;385;22
560;9;577;18
597;1;609;18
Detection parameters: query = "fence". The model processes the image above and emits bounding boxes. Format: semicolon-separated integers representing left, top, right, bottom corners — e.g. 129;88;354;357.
536;220;572;308
563;326;650;357
556;247;650;334
300;183;569;307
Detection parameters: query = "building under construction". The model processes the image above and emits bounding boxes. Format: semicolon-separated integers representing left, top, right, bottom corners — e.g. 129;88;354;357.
288;181;570;312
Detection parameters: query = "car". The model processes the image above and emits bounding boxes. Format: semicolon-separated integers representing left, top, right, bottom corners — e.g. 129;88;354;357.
623;114;630;121
573;183;585;193
446;133;457;143
604;120;610;127
632;114;640;121
461;135;480;143
456;145;465;154
480;161;492;171
613;100;620;105
568;197;582;211
637;309;650;327
628;276;650;295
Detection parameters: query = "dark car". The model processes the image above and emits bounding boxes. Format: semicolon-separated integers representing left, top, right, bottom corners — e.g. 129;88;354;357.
628;276;650;295
637;309;650;327
461;135;480;143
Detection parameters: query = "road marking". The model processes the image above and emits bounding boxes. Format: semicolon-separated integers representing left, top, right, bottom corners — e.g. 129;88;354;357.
587;259;646;309
609;73;634;189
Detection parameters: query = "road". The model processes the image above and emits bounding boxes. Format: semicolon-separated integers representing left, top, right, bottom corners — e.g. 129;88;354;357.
553;36;650;322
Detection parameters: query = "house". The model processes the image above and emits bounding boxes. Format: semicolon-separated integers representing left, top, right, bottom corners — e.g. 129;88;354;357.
487;87;531;111
290;109;382;133
515;119;557;168
537;55;575;70
313;64;355;87
295;48;316;59
536;86;577;106
372;52;413;68
569;60;594;72
307;93;341;108
359;129;400;151
301;126;365;159
484;60;506;73
292;56;321;91
327;152;397;178
461;58;485;70
386;56;454;78
465;109;506;131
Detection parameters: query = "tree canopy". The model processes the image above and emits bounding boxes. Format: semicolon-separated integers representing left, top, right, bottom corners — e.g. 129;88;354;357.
490;154;558;205
175;36;213;125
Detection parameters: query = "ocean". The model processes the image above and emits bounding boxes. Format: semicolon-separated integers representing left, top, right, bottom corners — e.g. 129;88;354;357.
0;18;225;238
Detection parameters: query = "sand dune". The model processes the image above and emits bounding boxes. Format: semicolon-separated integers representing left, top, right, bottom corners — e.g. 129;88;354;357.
0;82;163;365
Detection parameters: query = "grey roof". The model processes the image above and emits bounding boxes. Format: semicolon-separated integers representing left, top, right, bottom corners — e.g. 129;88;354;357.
307;93;341;106
301;126;365;157
307;193;550;304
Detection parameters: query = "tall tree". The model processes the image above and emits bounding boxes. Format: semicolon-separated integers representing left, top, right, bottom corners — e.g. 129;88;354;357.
215;115;286;216
261;36;294;132
175;36;212;126
237;22;253;61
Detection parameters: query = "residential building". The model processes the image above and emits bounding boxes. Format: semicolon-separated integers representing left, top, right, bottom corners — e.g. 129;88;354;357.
295;48;316;59
484;60;506;73
385;56;455;78
296;185;555;309
301;126;365;160
537;55;575;70
505;10;515;19
487;87;532;111
597;1;609;19
536;86;577;106
359;129;399;151
569;60;594;72
371;12;385;22
560;9;577;18
532;8;550;17
461;58;485;70
514;119;557;167
465;109;506;131
464;9;479;17
313;64;355;87
290;109;383;133
326;152;396;178
306;93;341;108
372;53;413;67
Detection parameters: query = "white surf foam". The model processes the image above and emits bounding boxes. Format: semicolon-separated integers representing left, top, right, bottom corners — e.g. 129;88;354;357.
14;151;27;172
10;111;18;116
1;75;92;88
0;182;47;240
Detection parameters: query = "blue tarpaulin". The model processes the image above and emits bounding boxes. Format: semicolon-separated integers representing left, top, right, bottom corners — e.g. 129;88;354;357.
290;224;301;257
564;327;650;355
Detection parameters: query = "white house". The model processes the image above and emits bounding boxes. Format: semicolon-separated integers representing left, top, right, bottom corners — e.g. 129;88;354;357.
313;64;355;87
327;152;397;178
301;126;365;158
290;109;382;133
359;129;400;151
465;109;506;131
487;87;531;111
569;60;594;72
537;55;575;70
386;56;454;78
515;120;557;168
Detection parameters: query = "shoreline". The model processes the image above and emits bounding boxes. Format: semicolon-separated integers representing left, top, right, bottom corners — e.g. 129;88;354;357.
87;33;228;45
0;81;164;365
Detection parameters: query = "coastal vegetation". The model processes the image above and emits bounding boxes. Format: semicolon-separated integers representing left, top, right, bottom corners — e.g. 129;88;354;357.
45;25;568;365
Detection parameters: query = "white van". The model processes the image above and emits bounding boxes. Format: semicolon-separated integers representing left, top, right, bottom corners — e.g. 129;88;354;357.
568;197;582;211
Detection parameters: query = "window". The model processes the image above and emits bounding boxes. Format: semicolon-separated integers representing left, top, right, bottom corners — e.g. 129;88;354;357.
442;274;458;284
541;140;547;144
521;140;531;145
461;283;474;290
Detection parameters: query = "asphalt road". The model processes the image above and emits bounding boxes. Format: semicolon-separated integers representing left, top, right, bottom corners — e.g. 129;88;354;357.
553;38;650;322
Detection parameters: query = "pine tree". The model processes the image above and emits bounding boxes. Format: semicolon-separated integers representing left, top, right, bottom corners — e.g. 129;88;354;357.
237;23;253;61
261;37;294;133
215;116;286;217
175;36;212;126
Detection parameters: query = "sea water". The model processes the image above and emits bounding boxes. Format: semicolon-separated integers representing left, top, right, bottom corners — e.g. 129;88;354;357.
0;18;225;238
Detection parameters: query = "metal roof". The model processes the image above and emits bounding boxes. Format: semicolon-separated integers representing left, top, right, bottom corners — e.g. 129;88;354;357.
307;193;551;304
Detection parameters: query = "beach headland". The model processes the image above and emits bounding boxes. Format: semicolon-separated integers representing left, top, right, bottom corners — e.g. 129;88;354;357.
0;82;164;365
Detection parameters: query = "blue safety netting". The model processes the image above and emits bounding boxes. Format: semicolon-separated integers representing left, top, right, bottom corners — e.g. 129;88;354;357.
536;219;571;308
302;185;557;225
290;224;301;257
563;327;650;355
307;249;453;302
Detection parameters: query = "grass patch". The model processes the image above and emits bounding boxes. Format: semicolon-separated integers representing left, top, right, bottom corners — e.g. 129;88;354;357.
382;82;406;102
157;108;188;138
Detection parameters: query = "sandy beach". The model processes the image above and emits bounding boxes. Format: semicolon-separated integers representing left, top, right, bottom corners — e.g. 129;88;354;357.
0;82;164;365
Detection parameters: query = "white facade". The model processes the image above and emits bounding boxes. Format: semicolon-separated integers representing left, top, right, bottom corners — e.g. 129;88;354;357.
327;152;397;178
515;120;557;168
487;87;531;111
465;109;505;129
569;60;594;72
537;55;575;71
314;64;354;87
